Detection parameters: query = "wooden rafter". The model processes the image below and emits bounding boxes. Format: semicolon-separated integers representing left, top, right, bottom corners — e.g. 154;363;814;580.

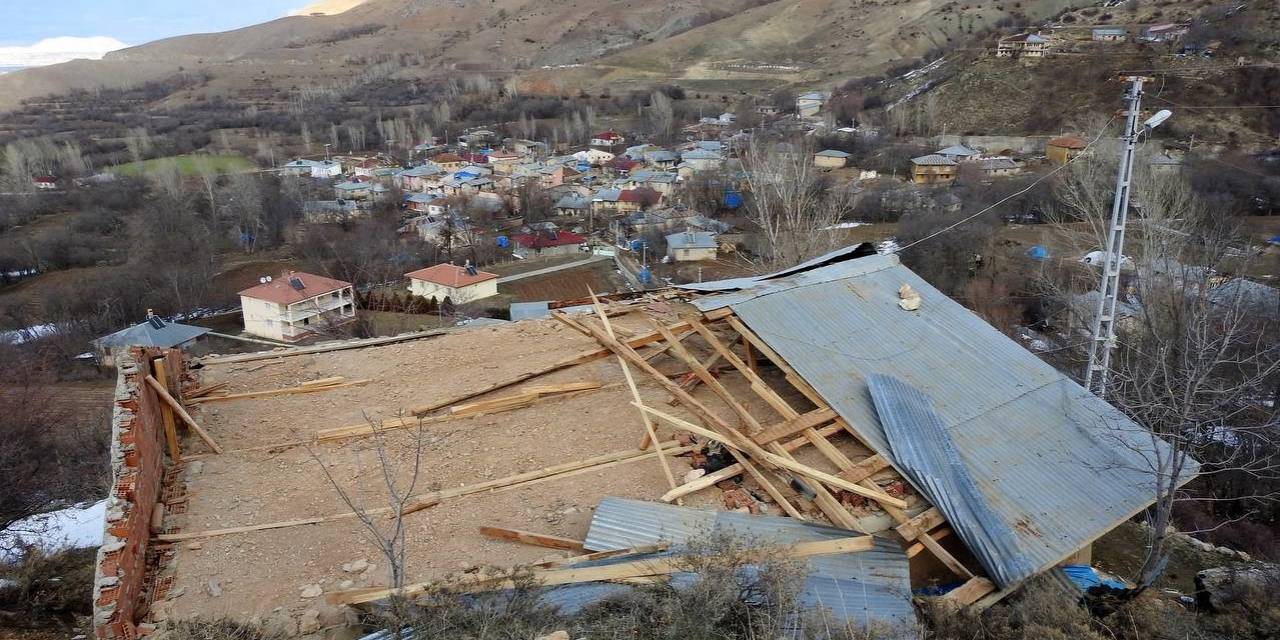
706;311;976;581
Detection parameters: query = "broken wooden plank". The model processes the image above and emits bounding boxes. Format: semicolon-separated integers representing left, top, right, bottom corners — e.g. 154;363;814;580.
144;375;223;454
398;440;685;516
660;424;842;502
408;322;693;417
644;321;805;520
330;535;877;605
841;454;892;484
314;383;621;442
166;442;693;542
184;381;228;399
199;330;451;366
155;516;336;542
942;576;997;607
532;543;669;568
152;360;181;461
479;527;585;552
896;507;945;542
633;403;908;510
522;381;604;395
187;379;371;404
751;408;839;445
907;527;953;558
590;292;682;503
300;376;346;387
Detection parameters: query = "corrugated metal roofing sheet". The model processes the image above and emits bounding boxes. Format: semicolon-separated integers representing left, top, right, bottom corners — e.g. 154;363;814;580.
679;243;877;293
584;497;916;630
93;319;210;350
868;374;1035;587
696;252;1195;590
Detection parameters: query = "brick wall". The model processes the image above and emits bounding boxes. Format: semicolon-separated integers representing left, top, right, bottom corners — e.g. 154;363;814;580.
93;348;183;640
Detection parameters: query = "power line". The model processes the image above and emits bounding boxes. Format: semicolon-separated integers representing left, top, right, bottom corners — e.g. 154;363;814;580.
892;117;1117;255
1113;62;1279;74
1149;95;1280;109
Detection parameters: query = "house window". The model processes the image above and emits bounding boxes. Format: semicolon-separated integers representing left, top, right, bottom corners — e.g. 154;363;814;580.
344;304;354;314
303;317;311;326
332;291;340;300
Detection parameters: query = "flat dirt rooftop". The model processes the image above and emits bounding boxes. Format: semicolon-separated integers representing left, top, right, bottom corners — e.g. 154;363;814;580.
154;308;899;630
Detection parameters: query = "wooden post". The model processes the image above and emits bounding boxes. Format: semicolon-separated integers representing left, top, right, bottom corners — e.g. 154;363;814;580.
588;291;681;503
144;375;223;454
151;358;180;461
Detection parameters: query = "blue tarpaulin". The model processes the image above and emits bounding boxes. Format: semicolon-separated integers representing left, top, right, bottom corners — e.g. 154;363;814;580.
1061;565;1129;591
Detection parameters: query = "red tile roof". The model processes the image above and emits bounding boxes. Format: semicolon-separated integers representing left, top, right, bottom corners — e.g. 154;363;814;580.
1048;135;1087;150
592;131;622;141
405;263;498;288
512;230;587;249
431;153;465;164
620;188;657;203
238;272;352;305
609;158;640;171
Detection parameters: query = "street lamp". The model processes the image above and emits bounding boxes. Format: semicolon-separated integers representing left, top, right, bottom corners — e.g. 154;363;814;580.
1084;75;1174;396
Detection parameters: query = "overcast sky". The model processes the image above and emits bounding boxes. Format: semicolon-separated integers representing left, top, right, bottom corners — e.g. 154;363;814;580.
0;1;304;66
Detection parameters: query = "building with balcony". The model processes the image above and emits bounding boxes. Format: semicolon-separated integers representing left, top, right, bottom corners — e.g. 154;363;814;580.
238;272;356;342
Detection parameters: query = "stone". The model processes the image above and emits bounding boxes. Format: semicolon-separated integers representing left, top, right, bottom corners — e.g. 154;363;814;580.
1215;546;1236;556
316;605;347;627
534;632;570;640
186;542;203;551
298;609;322;635
343;558;369;573
300;583;323;599
262;611;297;637
1236;551;1252;561
205;579;223;598
188;461;204;475
683;468;706;483
1196;564;1280;611
339;580;354;590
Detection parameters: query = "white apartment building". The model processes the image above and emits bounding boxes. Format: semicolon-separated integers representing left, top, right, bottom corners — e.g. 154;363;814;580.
238;272;356;342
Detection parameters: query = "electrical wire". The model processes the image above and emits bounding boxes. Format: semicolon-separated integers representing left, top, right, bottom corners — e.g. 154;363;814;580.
892;117;1118;255
1149;94;1280;109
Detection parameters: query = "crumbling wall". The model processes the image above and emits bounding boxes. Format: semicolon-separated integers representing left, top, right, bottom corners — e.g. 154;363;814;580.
93;348;183;640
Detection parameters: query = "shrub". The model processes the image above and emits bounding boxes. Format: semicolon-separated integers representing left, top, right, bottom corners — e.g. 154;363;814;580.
0;547;97;625
162;618;282;640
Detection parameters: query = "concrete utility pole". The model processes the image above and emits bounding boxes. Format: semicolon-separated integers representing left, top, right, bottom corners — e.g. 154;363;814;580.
1083;76;1147;396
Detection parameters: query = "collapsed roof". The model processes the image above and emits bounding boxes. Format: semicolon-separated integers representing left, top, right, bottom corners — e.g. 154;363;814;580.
684;250;1196;589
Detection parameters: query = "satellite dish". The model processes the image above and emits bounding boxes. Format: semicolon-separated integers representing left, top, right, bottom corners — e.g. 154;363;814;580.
259;277;268;284
266;276;273;282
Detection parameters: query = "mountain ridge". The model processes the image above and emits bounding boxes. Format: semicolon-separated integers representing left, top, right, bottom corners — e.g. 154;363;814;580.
0;0;1088;111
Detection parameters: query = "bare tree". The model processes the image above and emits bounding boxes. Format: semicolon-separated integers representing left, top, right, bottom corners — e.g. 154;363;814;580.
741;138;851;269
308;417;432;624
1050;150;1280;588
648;91;675;143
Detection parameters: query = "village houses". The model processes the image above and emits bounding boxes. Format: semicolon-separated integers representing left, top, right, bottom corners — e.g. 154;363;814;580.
405;263;498;304
238;272;356;342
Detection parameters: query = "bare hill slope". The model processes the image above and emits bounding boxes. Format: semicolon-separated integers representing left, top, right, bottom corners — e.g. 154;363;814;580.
0;0;1087;110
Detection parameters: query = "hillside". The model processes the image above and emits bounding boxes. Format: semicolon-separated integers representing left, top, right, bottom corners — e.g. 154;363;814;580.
0;0;1090;111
